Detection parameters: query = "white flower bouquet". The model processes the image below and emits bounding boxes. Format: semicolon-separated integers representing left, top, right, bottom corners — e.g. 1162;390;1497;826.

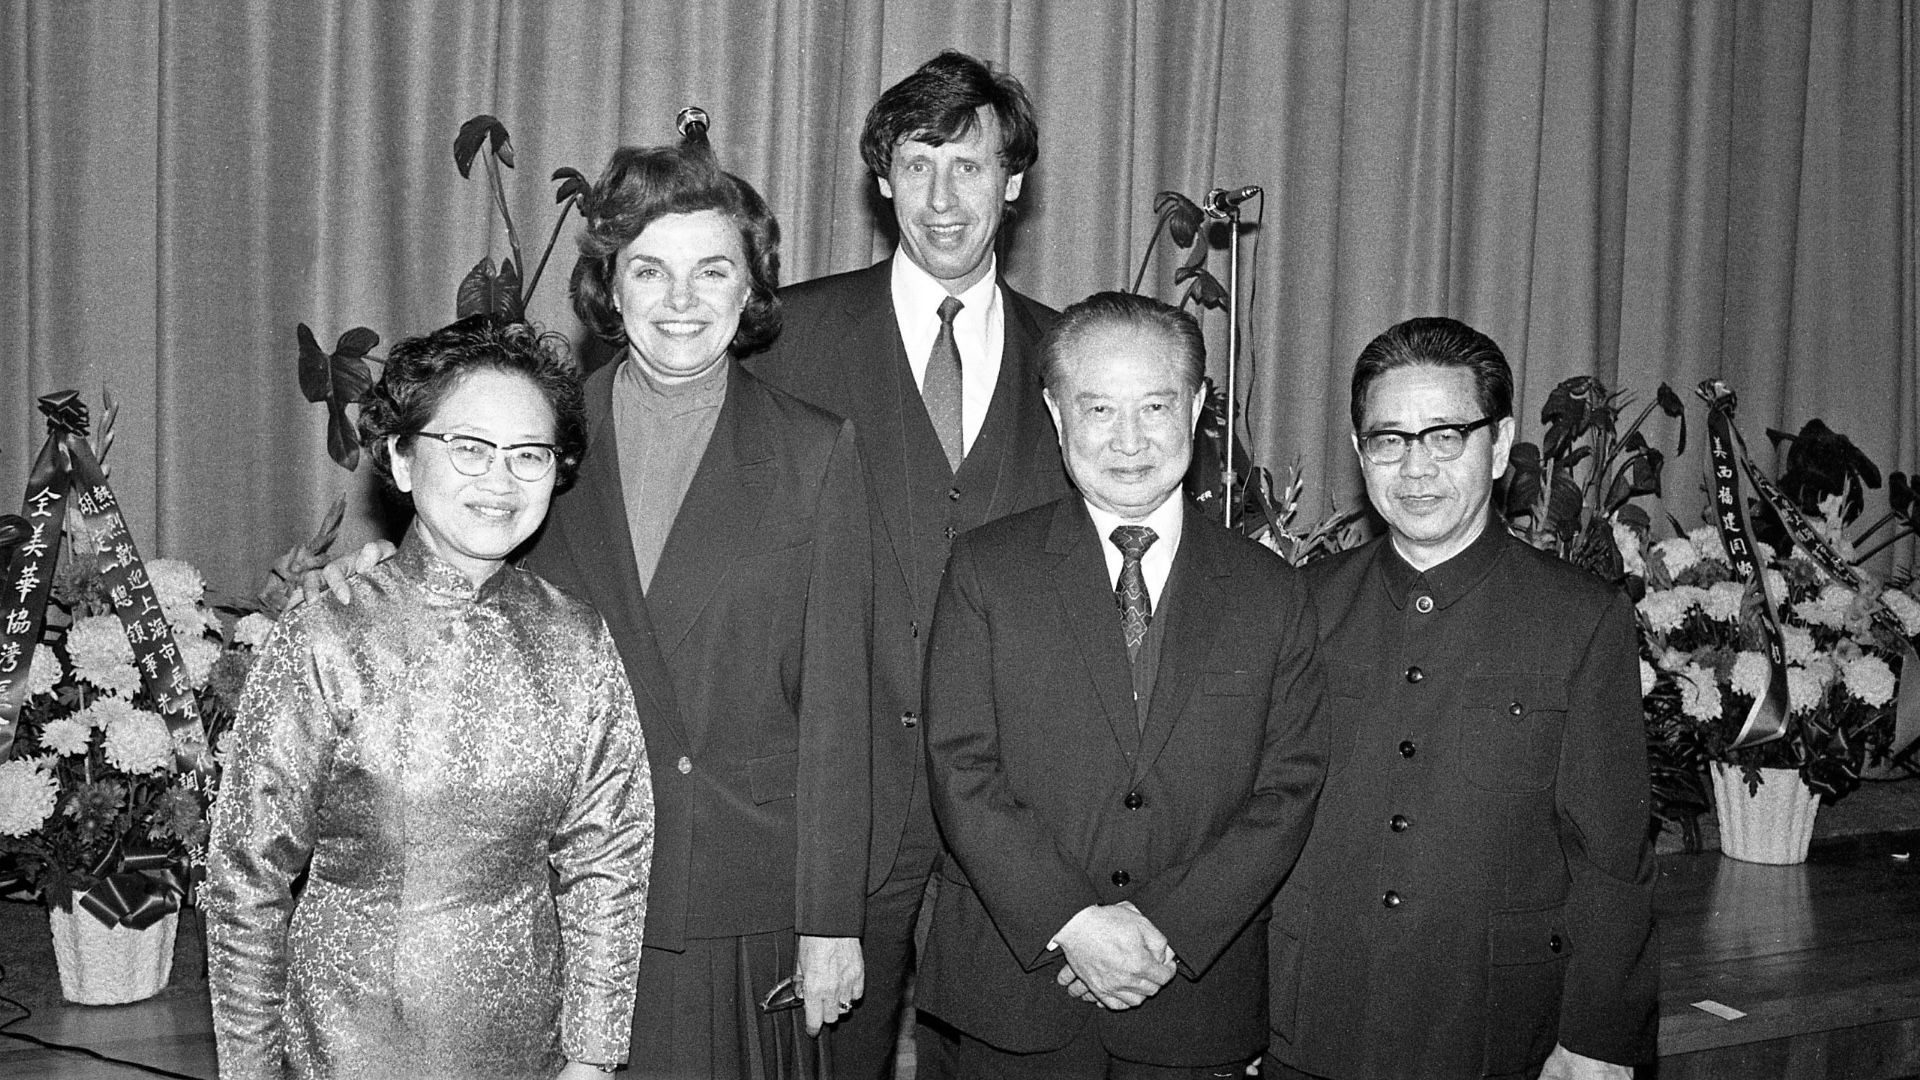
1625;508;1917;807
0;534;269;918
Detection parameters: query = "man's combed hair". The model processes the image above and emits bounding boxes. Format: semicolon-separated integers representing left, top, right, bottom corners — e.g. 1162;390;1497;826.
1040;291;1205;393
570;139;783;357
859;50;1040;178
1350;316;1513;431
359;315;587;493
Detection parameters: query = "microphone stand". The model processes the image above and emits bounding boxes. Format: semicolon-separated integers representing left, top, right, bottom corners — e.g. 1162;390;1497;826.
1213;204;1243;529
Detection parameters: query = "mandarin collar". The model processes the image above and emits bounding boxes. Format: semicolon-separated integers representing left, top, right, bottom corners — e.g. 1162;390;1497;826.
1372;510;1510;612
393;526;514;605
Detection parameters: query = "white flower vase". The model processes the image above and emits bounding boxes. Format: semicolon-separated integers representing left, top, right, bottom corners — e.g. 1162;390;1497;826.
47;906;177;1005
1710;762;1820;865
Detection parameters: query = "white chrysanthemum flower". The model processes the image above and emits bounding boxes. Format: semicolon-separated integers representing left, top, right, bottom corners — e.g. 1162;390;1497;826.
233;613;276;649
1656;537;1700;578
78;696;137;731
1687;525;1729;564
1795;584;1855;630
160;601;211;642
1882;589;1920;637
67;615;135;689
1730;651;1771;700
1612;520;1646;576
1676;662;1723;721
37;716;94;756
178;635;221;690
103;709;175;774
1639;659;1657;697
1763;567;1789;605
145;559;206;611
1699;581;1747;622
1781;625;1816;665
1637;589;1696;634
1841;654;1897;707
1660;647;1691;671
24;645;63;699
1786;665;1827;716
0;759;59;837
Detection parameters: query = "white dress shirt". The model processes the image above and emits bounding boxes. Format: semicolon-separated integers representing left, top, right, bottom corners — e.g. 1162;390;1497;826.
1084;495;1184;605
891;253;1005;457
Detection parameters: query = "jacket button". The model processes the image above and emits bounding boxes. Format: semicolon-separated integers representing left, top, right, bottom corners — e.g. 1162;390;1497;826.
1549;934;1564;954
1414;595;1434;614
1390;814;1411;832
1382;890;1402;908
901;711;919;729
948;487;962;501
676;756;692;775
1405;666;1424;683
1509;701;1524;716
1112;869;1131;887
1124;791;1144;810
1399;740;1417;758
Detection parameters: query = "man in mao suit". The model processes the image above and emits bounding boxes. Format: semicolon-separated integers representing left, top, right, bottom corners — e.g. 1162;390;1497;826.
916;292;1326;1078
1265;317;1656;1080
746;50;1068;1077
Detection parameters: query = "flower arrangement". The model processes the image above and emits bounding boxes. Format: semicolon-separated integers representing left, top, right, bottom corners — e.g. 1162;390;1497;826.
1624;504;1917;811
0;533;270;918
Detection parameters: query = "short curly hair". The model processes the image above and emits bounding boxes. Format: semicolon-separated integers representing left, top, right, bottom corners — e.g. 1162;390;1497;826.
358;315;587;495
570;142;782;357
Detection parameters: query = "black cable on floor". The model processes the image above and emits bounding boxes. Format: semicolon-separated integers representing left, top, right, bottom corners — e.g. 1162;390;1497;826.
0;963;210;1079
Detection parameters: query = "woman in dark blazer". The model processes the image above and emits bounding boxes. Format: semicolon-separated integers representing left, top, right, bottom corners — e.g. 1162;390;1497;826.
526;129;873;1079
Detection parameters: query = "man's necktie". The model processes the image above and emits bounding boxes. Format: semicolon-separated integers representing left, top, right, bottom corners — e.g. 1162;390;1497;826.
1111;525;1158;663
923;296;965;471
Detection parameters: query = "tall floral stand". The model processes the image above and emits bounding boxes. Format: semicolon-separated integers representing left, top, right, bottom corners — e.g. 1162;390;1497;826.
1710;762;1820;865
46;906;178;1005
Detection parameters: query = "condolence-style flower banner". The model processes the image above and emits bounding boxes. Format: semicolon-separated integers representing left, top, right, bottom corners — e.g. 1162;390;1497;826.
0;392;210;776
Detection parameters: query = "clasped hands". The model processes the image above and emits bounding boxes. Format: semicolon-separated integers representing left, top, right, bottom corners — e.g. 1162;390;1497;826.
1052;901;1176;1011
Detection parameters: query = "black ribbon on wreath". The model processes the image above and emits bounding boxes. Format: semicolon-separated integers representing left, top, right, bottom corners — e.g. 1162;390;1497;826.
74;835;189;931
1697;380;1920;766
0;390;212;773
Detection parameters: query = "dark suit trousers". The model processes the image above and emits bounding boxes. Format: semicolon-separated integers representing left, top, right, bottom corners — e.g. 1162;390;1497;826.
917;1014;1257;1080
831;766;941;1079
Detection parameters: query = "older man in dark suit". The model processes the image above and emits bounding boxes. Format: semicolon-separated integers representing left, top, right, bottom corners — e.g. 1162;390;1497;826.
915;292;1326;1078
746;49;1068;1078
1265;317;1656;1080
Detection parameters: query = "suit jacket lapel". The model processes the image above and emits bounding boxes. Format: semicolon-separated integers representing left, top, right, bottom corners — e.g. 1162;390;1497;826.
958;282;1049;520
1046;500;1143;759
645;365;774;682
556;363;682;735
1135;502;1226;779
839;262;928;613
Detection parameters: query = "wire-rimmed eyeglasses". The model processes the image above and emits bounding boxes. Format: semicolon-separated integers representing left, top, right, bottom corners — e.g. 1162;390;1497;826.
1357;416;1496;465
415;431;558;482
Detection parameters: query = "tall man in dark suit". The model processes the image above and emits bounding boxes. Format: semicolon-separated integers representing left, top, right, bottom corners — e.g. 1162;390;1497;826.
1266;317;1656;1080
746;50;1069;1078
916;292;1326;1078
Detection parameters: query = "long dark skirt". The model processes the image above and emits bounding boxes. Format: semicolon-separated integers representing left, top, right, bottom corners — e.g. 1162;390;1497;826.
628;928;825;1080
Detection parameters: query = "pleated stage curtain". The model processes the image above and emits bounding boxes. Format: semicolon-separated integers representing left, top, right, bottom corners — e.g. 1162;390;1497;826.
3;0;1914;592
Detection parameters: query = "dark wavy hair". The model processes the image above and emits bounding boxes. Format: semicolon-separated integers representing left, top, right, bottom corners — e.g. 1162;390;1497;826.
570;137;782;357
1039;291;1205;394
1349;316;1514;431
359;315;587;495
859;50;1039;179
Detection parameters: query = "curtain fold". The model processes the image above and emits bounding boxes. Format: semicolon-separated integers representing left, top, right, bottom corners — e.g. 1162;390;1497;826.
4;0;1914;592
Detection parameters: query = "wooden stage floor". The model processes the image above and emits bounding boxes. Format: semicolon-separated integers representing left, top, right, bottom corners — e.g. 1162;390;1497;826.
2;831;1917;1079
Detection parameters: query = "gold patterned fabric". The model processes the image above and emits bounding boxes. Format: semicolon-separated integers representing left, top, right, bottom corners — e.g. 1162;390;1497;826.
205;532;653;1079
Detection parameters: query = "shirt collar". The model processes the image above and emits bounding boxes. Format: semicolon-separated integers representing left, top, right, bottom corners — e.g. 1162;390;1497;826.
891;251;1000;325
1083;493;1186;559
1373;507;1508;611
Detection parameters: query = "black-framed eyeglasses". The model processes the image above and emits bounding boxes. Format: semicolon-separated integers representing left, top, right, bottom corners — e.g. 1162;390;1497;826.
1357;416;1496;465
415;431;558;482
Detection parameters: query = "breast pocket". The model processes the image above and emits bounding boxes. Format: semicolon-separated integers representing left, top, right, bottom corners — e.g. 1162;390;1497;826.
1461;674;1567;793
1322;662;1370;777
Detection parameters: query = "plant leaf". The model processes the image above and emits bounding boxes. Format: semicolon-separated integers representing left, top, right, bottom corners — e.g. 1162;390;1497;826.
454;115;512;177
1769;418;1883;522
1656;382;1688;455
296;323;332;402
1502;442;1544;517
1184;270;1228;310
552;167;589;204
493;257;524;322
1547;471;1584;539
456;257;498;319
324;397;361;472
1154;191;1206;249
333;326;380;360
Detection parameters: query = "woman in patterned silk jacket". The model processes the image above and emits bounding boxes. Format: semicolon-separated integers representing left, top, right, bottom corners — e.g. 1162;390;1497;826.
205;317;655;1080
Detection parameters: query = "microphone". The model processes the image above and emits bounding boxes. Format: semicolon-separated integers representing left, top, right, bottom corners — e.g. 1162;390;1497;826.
1203;184;1262;218
676;106;710;139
